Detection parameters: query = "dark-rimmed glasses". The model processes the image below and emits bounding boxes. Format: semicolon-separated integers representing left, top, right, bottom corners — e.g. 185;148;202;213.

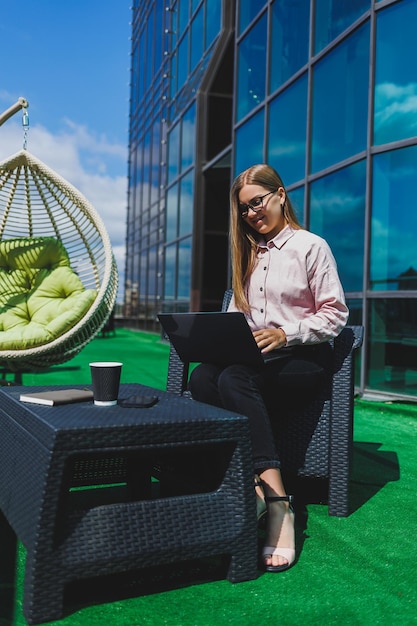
239;189;277;219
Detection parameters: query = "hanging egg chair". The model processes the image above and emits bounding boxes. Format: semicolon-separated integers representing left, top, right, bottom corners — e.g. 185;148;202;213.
0;98;118;374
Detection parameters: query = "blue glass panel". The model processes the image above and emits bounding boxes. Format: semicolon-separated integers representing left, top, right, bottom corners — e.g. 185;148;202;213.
166;184;178;242
179;171;194;237
205;0;222;49
178;33;189;92
234;110;265;176
181;103;196;171
139;248;148;300
178;237;192;299
236;14;267;122
314;0;370;54
374;0;417;145
142;130;151;208
309;160;366;293
151;124;160;204
145;8;155;92
311;23;369;173
168;122;180;184
371;145;417;291
267;74;308;186
287;186;305;226
138;35;145;103
368;298;417;398
179;0;189;37
154;1;163;70
164;244;177;299
148;246;157;297
238;0;266;34
270;0;310;92
170;51;178;100
190;5;204;73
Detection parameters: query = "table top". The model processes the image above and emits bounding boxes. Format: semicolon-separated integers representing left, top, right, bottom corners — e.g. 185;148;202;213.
0;383;248;451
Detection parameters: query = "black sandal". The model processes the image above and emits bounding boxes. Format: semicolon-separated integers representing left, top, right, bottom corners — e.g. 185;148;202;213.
254;475;267;521
262;495;295;572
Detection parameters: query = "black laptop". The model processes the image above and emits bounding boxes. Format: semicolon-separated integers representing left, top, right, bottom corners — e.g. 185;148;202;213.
158;311;292;368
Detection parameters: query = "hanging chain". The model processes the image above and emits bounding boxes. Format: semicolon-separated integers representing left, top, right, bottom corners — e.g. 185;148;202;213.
22;104;29;149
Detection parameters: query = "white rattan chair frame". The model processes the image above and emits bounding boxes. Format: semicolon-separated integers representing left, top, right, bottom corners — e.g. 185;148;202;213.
0;149;118;371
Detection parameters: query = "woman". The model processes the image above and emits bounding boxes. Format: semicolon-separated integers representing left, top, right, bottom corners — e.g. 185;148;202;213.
189;164;348;572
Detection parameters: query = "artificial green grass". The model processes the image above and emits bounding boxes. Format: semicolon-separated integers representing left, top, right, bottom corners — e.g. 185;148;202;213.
1;329;417;625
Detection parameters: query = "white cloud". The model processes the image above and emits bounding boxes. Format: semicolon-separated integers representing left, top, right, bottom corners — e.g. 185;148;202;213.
0;119;127;302
374;81;417;141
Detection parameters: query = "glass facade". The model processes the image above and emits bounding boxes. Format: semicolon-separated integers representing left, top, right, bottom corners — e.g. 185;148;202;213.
127;0;417;400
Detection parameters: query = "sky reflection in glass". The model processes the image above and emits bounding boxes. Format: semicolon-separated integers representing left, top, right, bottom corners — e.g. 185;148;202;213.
371;145;417;291
309;160;366;293
374;0;417;145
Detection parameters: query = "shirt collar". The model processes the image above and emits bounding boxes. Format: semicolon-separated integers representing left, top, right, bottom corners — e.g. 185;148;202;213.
257;223;296;251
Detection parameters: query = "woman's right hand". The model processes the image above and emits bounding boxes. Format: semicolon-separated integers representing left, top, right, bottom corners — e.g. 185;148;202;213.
253;328;287;353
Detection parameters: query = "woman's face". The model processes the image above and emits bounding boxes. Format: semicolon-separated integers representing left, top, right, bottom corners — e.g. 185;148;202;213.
238;184;286;241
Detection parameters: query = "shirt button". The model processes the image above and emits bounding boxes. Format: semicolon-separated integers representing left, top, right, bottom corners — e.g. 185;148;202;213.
260;308;264;313
260;287;263;292
263;266;267;271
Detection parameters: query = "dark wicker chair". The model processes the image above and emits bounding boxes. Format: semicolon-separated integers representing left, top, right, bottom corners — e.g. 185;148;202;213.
166;289;363;516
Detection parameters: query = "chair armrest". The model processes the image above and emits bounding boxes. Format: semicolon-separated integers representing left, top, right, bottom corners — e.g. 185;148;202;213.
328;325;363;515
222;289;233;311
166;341;190;396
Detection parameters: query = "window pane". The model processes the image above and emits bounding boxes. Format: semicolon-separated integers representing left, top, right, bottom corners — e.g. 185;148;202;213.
374;0;417;145
370;145;417;291
238;0;265;34
178;237;192;299
164;244;177;300
144;9;154;92
267;74;307;185
309;160;366;293
181;103;196;171
368;298;417;398
311;23;369;173
179;171;194;236
168;122;180;184
236;14;267;122
206;0;222;48
169;51;178;99
178;0;189;37
178;33;189;92
234;110;265;176
151;124;160;204
166;184;178;242
190;5;204;73
314;0;370;54
148;246;157;297
142;130;151;208
270;0;310;92
288;186;305;226
154;2;164;70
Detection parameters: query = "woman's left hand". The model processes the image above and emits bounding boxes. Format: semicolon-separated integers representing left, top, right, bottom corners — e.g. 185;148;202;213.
253;328;287;352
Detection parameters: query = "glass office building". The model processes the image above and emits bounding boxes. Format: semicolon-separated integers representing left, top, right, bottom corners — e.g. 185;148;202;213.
126;0;417;400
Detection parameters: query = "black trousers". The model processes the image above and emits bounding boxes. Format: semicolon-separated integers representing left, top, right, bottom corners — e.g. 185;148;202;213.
188;345;330;473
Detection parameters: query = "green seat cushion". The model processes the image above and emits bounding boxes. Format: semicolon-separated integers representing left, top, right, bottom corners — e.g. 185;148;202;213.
0;237;97;350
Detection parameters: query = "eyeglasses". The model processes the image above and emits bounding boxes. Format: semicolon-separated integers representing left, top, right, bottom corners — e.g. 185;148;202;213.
239;189;277;219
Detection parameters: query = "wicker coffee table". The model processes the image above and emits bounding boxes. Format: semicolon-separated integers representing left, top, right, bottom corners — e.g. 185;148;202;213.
0;383;257;624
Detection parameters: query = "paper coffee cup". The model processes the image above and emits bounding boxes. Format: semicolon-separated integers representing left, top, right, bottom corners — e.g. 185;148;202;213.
89;362;122;406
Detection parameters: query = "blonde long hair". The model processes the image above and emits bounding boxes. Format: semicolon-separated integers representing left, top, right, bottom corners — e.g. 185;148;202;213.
230;164;301;313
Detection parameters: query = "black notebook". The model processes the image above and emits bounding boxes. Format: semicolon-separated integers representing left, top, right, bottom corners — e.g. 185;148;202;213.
158;311;292;368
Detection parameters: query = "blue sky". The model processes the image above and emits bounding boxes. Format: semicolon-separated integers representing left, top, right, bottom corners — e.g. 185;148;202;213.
0;1;132;300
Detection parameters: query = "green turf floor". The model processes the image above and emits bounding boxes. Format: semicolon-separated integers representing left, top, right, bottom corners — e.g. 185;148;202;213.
1;329;416;625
